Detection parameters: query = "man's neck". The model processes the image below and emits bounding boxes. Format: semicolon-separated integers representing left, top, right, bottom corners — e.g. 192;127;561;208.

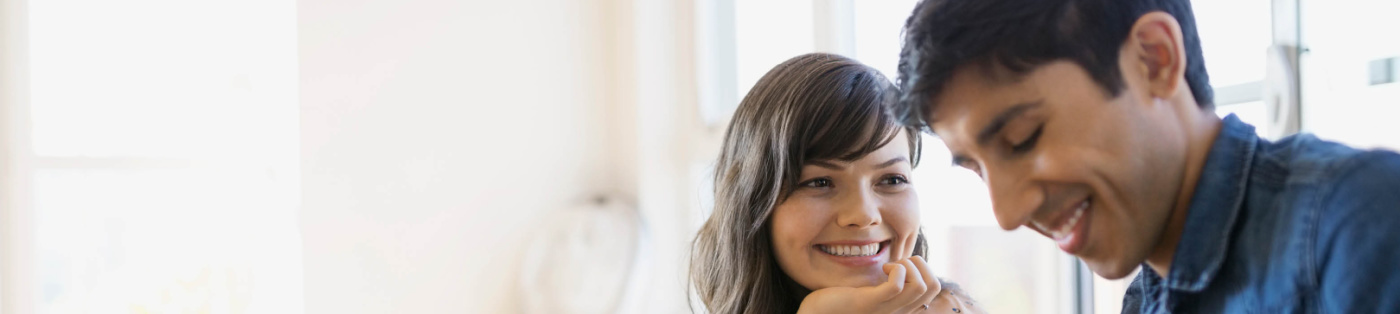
1145;104;1223;277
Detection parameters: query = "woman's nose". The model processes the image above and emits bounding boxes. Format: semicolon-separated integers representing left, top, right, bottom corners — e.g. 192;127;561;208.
835;189;881;227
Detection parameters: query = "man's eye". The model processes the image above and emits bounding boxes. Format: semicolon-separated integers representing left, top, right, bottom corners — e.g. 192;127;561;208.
953;158;978;172
801;178;832;188
953;159;984;179
1011;125;1044;153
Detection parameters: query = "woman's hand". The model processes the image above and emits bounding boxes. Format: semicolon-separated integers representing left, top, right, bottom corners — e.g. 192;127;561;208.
796;256;943;314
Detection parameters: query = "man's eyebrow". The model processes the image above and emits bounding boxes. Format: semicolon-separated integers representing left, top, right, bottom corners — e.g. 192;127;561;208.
976;101;1042;146
875;156;908;169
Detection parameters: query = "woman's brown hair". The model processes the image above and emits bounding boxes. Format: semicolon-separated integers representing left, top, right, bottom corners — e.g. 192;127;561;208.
691;53;926;313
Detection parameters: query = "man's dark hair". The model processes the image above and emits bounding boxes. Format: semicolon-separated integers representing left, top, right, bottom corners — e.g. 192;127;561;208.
895;0;1213;130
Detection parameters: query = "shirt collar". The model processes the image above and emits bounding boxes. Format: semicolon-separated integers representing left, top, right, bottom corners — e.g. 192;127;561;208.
1158;114;1259;292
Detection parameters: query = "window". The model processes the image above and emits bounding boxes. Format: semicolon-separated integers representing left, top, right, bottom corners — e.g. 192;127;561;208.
1298;0;1400;150
1192;0;1277;140
734;0;815;100
4;0;302;312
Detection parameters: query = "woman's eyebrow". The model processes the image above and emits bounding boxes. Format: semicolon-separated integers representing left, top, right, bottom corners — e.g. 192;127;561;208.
875;156;908;169
809;160;844;170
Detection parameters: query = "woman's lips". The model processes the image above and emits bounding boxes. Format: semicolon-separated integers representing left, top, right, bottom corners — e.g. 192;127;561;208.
814;240;891;267
817;242;881;257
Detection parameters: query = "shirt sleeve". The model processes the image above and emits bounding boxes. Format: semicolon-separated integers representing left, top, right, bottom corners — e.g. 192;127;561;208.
1316;150;1400;312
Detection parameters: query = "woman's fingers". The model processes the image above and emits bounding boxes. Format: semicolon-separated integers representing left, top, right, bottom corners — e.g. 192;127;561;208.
888;258;927;307
910;256;943;311
871;263;908;301
911;257;941;291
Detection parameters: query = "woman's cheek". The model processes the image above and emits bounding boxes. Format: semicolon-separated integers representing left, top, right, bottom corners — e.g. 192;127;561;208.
771;204;805;252
887;191;920;259
770;196;835;289
898;188;920;224
772;197;827;254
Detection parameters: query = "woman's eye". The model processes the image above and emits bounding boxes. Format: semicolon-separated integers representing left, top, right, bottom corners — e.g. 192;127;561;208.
801;178;832;188
1011;125;1044;154
879;175;909;186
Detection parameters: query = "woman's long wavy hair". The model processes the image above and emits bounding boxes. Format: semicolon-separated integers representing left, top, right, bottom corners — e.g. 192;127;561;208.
690;53;926;314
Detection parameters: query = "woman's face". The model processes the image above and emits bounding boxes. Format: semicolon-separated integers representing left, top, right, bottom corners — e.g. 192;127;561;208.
770;131;921;290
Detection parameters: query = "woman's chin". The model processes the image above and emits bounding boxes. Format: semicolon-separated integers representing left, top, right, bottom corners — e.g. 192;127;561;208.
823;270;887;288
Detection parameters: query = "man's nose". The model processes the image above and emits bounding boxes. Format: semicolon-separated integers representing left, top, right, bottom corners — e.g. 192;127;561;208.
986;166;1041;231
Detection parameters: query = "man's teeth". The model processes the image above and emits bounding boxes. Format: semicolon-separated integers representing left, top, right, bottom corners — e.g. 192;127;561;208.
819;243;880;257
1041;200;1089;240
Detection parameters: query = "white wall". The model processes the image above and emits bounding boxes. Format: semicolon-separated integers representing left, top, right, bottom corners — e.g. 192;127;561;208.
299;0;620;312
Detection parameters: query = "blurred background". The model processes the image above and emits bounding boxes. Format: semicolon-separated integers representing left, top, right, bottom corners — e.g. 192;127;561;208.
0;0;1396;313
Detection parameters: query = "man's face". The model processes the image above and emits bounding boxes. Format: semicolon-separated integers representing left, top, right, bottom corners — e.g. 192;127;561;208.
927;61;1188;279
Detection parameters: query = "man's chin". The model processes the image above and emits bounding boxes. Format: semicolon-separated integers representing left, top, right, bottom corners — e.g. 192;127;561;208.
1084;258;1140;280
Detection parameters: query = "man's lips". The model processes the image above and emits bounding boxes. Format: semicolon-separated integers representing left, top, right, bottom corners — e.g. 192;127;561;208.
1030;195;1090;235
1026;195;1093;254
1043;199;1088;240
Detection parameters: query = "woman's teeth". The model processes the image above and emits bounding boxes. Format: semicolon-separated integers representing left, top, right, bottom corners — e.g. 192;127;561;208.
819;243;880;257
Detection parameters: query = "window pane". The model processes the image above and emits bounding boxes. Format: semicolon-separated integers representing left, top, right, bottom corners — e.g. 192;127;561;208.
24;0;301;312
33;168;301;313
1299;0;1400;150
853;0;919;79
735;0;814;98
28;0;297;159
1192;0;1272;87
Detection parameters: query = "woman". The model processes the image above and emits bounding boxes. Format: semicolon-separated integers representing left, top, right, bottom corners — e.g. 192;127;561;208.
691;53;983;314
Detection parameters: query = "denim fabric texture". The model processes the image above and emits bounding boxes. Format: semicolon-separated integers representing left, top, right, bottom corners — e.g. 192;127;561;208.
1120;115;1400;313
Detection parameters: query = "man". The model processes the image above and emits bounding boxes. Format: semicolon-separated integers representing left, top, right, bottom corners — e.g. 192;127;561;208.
894;0;1400;312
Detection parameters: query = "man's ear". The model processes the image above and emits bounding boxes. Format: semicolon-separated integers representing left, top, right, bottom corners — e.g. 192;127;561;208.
1125;11;1187;99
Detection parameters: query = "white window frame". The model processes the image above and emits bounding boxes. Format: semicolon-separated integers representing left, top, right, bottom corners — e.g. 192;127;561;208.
1;0;36;311
0;0;301;311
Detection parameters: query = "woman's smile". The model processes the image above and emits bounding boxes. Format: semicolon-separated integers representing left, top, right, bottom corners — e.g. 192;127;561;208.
814;240;892;267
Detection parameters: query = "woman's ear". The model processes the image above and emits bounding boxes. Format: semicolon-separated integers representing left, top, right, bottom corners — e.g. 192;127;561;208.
1124;11;1188;99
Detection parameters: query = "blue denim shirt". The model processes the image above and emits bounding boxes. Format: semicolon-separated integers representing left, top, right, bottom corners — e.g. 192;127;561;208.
1121;115;1400;313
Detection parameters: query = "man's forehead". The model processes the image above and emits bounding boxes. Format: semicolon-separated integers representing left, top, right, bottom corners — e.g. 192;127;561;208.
926;63;1047;151
928;70;1022;132
926;101;971;138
